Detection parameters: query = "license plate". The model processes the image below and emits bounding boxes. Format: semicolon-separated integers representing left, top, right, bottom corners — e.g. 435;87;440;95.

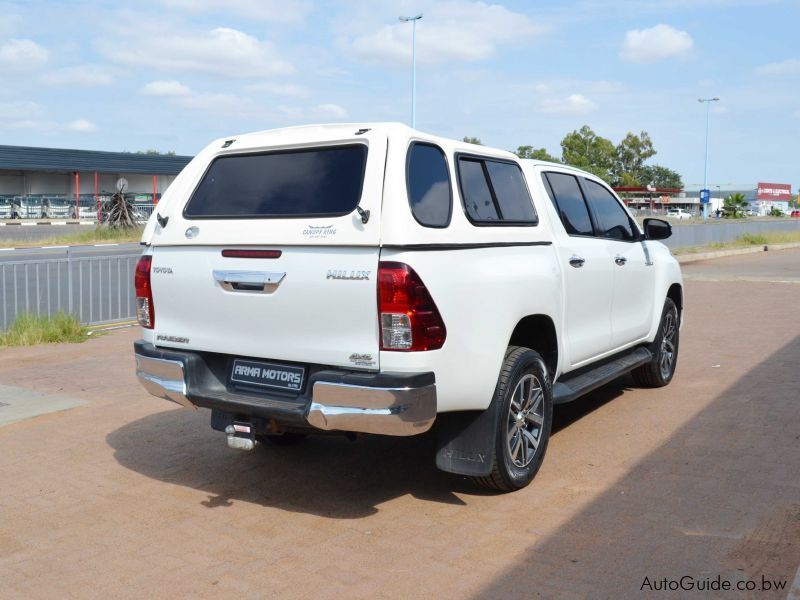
230;359;305;392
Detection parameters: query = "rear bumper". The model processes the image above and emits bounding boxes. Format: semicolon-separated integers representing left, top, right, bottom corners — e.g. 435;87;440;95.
133;341;436;436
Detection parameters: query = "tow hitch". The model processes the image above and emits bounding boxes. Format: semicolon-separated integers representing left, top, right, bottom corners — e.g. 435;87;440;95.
225;422;256;451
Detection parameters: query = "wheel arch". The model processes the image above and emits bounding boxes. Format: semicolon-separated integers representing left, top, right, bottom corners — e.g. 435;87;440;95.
667;282;683;323
508;314;559;377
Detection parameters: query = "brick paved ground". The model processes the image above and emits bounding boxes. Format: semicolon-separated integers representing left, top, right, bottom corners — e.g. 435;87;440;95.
1;249;799;599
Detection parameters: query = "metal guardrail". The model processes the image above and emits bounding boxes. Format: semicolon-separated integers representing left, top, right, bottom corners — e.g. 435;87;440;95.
664;219;800;249
0;252;138;330
0;195;158;221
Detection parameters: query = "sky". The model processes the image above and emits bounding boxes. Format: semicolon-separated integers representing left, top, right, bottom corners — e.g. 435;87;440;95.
0;0;798;188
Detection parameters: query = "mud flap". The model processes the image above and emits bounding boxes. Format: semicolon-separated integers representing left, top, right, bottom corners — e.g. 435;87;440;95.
435;403;499;477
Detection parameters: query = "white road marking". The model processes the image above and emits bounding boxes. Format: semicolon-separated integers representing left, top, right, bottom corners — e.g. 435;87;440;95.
41;246;69;249
0;248;15;252
20;222;36;226
93;243;119;247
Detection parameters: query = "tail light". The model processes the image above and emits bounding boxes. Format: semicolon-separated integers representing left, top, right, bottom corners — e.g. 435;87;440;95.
378;262;446;351
135;255;154;329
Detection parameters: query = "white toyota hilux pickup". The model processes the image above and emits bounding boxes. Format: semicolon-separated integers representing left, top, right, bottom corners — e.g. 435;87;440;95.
134;123;683;491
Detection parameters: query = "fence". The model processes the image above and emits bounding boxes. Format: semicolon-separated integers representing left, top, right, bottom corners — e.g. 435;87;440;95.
0;252;139;330
663;219;800;249
0;194;158;221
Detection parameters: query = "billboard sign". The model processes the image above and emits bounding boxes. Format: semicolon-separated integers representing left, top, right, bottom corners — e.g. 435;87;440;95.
756;182;791;201
700;189;710;204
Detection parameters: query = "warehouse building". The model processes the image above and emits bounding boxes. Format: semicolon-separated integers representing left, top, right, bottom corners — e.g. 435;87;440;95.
0;145;192;219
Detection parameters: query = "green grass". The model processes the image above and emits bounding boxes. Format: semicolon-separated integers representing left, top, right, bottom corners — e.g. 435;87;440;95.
0;312;88;347
673;230;800;255
0;225;144;248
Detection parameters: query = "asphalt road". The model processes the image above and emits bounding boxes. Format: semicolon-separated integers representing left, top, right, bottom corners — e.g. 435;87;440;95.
0;248;798;598
0;243;141;328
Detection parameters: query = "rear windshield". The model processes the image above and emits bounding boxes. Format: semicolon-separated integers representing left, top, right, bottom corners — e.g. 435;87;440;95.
184;144;368;218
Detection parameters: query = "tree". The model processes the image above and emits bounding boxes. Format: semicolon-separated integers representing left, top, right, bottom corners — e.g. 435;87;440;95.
462;136;482;145
103;191;138;229
515;145;560;162
613;131;655;185
640;165;683;189
722;193;748;219
560;126;616;183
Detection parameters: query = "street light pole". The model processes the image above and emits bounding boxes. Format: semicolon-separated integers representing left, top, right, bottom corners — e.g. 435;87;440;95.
698;97;720;219
399;14;423;129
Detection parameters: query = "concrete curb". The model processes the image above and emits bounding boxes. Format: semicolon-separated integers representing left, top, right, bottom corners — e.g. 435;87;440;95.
675;242;800;264
0;221;96;226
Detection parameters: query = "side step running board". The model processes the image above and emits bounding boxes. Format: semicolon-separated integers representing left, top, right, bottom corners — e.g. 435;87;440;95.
553;347;653;404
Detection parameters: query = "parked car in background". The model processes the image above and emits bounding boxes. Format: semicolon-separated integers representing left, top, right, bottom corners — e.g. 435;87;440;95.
42;198;71;219
666;208;691;220
790;210;800;218
0;198;19;219
71;200;104;220
15;197;44;219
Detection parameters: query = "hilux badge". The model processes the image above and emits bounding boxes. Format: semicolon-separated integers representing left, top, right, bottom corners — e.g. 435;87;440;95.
327;269;371;280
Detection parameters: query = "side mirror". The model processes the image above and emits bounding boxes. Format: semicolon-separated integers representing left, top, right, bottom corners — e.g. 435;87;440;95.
643;218;672;240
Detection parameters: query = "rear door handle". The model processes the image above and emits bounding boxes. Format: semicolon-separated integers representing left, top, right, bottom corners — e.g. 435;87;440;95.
614;255;627;266
569;255;585;268
213;270;286;293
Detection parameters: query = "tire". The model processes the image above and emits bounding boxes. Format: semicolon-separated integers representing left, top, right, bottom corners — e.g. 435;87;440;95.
256;432;308;446
471;346;553;492
632;298;679;388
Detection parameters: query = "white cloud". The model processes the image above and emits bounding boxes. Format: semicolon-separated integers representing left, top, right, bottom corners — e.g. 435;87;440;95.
174;93;256;113
97;26;292;78
7;118;97;133
347;1;548;65
539;94;598;115
159;0;310;22
0;100;44;120
0;39;48;71
139;80;192;97
619;24;693;63
41;65;113;87
65;119;98;133
756;58;800;76
246;82;311;98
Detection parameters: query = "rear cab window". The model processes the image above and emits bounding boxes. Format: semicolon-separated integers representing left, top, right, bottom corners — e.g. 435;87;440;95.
457;156;537;225
184;144;368;218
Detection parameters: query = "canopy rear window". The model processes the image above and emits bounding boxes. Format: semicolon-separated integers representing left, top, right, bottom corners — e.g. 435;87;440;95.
184;144;368;218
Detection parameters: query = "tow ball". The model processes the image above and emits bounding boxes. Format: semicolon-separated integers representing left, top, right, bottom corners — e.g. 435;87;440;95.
225;422;256;451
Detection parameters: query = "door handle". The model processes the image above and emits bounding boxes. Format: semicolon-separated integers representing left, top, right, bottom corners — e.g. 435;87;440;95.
569;255;585;268
614;255;627;266
213;270;286;293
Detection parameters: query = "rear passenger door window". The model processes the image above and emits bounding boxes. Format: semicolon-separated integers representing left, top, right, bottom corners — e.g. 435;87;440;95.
582;179;636;241
542;172;594;236
457;156;537;225
406;142;452;227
